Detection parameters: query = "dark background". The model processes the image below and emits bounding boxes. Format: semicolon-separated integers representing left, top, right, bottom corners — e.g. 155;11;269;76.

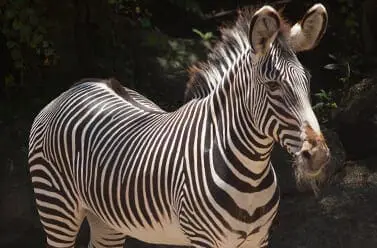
0;0;377;247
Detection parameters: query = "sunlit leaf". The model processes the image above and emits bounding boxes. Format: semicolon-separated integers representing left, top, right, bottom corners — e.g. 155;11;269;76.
203;32;213;40
328;53;337;60
312;102;324;110
330;103;338;109
324;63;342;70
168;40;178;50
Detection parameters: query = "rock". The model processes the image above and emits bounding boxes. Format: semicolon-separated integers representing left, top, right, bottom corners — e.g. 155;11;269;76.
333;78;377;159
332;156;377;188
322;127;347;179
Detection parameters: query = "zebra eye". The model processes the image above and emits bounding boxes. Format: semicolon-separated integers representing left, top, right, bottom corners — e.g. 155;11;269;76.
265;81;280;91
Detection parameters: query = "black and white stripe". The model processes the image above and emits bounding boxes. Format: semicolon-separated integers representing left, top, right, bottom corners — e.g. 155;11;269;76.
28;6;325;248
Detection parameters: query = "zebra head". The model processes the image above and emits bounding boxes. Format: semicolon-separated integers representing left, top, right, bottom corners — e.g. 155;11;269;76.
247;4;330;187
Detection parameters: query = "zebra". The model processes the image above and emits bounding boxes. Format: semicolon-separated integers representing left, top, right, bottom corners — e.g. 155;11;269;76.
28;3;330;248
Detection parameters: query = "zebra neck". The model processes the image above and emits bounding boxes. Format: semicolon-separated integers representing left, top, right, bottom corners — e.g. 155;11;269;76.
207;54;274;175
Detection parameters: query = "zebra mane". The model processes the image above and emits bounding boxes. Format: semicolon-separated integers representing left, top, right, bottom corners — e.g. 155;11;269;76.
184;7;291;102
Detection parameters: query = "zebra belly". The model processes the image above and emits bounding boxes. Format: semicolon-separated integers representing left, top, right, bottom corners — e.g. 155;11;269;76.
125;217;191;245
83;204;191;246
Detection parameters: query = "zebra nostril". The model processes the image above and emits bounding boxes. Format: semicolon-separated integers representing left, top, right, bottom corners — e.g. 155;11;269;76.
301;150;311;160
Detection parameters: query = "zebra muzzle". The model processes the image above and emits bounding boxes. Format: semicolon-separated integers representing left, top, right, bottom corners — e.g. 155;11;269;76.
297;127;330;177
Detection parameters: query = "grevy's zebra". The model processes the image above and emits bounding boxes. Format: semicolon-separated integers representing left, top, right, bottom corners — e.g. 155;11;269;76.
28;4;330;248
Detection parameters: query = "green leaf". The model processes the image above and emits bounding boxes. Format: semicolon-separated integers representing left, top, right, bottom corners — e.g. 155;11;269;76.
328;53;337;60
192;28;205;38
330;102;338;108
168;40;178;50
324;63;341;70
156;57;168;68
313;102;324;110
203;32;213;41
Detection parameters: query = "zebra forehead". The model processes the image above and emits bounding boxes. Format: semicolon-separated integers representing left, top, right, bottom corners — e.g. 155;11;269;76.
258;54;307;80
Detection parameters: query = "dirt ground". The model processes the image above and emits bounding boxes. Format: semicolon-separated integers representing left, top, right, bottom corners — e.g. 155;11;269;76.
271;180;377;248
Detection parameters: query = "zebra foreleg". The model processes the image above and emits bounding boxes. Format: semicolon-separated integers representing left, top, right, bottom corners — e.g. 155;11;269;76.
86;212;126;248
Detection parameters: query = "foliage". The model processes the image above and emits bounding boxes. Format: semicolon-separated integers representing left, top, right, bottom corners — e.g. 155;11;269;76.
0;0;57;86
335;0;361;58
337;0;359;38
107;0;152;29
156;39;200;71
167;0;201;14
329;0;366;85
192;28;213;41
107;0;201;30
324;54;352;84
192;28;216;50
313;89;338;124
320;0;367;125
139;30;201;73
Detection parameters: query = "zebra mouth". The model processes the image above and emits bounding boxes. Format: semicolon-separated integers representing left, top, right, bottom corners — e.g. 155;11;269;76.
293;150;330;178
291;148;331;197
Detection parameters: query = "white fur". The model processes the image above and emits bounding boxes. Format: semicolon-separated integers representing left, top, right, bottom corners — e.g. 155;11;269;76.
250;6;281;54
290;3;328;52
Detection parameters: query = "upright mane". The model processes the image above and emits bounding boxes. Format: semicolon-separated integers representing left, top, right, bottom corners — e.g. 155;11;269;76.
184;6;290;102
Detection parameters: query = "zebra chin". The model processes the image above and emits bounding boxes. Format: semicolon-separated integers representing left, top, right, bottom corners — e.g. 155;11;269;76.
291;125;331;197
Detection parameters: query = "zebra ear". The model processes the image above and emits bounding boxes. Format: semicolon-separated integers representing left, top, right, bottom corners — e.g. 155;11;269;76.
249;6;281;54
290;3;328;52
